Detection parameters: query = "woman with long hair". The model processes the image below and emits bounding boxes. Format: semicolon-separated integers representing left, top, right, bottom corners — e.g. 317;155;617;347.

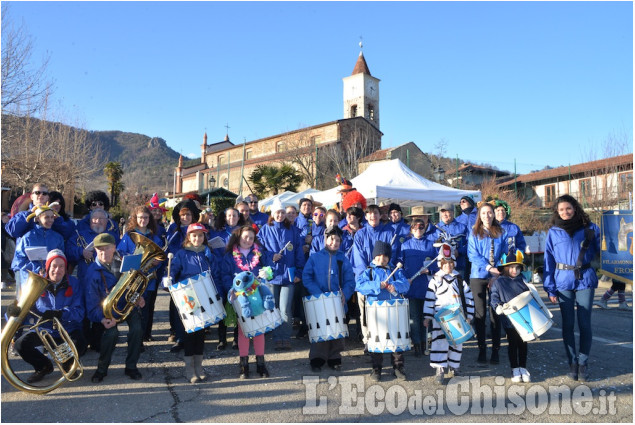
257;200;305;351
117;205;164;347
220;225;273;378
543;195;600;382
467;202;508;365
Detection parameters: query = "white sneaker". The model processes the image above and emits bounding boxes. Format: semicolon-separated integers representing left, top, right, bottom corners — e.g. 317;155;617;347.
520;368;531;382
511;368;522;383
594;298;608;309
618;302;632;311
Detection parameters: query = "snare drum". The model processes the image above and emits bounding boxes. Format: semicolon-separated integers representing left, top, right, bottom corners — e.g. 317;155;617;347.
232;299;283;338
365;298;411;353
169;271;226;333
434;303;474;346
501;289;553;342
303;291;349;343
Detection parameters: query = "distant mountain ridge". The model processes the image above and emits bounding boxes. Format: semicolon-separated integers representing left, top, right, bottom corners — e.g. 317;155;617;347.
86;130;181;193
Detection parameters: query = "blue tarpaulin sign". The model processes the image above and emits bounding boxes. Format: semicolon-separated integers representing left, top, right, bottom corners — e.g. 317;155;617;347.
600;210;633;284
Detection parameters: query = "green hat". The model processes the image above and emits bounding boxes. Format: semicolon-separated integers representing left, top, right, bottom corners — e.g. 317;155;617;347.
93;233;116;247
495;200;511;219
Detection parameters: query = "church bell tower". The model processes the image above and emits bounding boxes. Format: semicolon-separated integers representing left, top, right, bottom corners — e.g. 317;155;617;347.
343;42;380;129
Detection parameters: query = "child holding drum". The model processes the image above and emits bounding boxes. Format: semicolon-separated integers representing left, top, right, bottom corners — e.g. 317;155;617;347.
302;226;356;372
490;250;532;383
221;225;274;379
163;223;223;384
423;244;475;384
356;240;410;381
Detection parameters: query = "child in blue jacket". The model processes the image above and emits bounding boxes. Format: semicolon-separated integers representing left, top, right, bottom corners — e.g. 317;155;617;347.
490;250;531;383
356;240;409;382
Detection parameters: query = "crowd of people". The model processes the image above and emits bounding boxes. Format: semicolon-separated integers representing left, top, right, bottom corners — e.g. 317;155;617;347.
0;176;622;390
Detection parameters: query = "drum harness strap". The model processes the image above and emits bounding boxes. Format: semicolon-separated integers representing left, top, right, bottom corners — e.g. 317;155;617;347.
455;275;469;318
555;226;595;280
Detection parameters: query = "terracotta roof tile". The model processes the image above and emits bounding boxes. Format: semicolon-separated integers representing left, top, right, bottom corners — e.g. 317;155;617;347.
352;53;371;76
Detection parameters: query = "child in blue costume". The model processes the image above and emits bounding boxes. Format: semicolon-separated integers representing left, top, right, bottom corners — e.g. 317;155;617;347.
356;240;410;381
491;250;532;383
303;226;356;372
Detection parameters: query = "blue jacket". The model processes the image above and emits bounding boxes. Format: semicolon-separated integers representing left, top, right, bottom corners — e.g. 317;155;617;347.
12;225;65;283
170;245;224;299
398;229;439;299
455;208;477;232
220;245;273;295
355;262;410;302
76;214;120;245
350;223;394;276
467;230;509;279
302;249;356;306
543;223;600;297
257;221;305;285
435;219;468;271
27;275;84;337
85;260;119;323
166;223;187;255
490;275;530;329
210;225;239;258
500;219;527;253
117;229;164;292
65;225;103;281
250;210;270;229
5;205;75;241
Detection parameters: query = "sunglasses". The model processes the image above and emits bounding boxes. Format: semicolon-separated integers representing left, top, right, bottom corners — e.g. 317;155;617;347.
313;213;324;218
412;225;426;230
91;201;105;207
33;191;49;196
248;200;258;204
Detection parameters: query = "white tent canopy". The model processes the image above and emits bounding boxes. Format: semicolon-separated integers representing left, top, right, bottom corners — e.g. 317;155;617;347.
311;159;481;208
259;188;321;212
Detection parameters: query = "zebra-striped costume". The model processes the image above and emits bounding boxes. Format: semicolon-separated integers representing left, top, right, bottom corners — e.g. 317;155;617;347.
423;270;475;370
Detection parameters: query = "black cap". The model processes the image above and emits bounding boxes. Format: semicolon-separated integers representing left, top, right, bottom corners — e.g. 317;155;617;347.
324;225;343;238
388;203;402;213
372;240;392;259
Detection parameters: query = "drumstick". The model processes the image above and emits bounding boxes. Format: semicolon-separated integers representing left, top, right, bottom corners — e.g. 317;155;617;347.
278;241;292;256
408;255;440;284
166;253;174;279
383;262;403;283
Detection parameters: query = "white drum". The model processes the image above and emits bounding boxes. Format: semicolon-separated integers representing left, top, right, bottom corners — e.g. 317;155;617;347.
169;271;226;333
303;291;349;343
232;299;283;338
501;286;553;342
365;298;411;353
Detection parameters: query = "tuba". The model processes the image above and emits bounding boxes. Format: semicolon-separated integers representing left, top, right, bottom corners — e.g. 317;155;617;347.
102;232;166;322
1;272;84;394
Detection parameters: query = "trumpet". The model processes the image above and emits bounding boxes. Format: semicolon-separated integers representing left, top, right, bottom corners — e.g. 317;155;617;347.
1;272;83;394
102;232;166;322
75;230;94;264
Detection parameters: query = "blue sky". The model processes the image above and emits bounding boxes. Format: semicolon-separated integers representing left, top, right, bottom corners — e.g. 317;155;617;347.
5;1;633;175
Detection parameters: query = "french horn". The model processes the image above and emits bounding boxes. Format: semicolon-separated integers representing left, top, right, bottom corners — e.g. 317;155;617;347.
102;232;166;322
1;272;83;394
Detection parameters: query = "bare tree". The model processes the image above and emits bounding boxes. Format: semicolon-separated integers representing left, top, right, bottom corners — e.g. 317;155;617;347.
1;4;53;115
319;122;377;186
282;132;317;187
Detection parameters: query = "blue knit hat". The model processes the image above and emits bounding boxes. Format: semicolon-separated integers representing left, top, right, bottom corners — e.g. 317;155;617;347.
372;241;392;258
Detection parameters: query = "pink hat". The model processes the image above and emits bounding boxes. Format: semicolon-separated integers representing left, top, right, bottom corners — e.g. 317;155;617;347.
186;223;208;234
45;249;67;271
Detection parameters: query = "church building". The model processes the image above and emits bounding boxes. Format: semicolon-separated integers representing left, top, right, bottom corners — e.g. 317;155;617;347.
175;48;383;197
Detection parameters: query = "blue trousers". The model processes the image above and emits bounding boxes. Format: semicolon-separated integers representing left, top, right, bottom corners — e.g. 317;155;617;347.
557;288;594;366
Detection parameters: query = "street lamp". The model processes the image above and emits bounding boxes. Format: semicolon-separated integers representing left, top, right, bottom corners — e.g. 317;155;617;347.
433;166;446;183
209;175;216;189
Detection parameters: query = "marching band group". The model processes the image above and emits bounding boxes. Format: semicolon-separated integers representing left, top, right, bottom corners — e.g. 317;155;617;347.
1;175;603;393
